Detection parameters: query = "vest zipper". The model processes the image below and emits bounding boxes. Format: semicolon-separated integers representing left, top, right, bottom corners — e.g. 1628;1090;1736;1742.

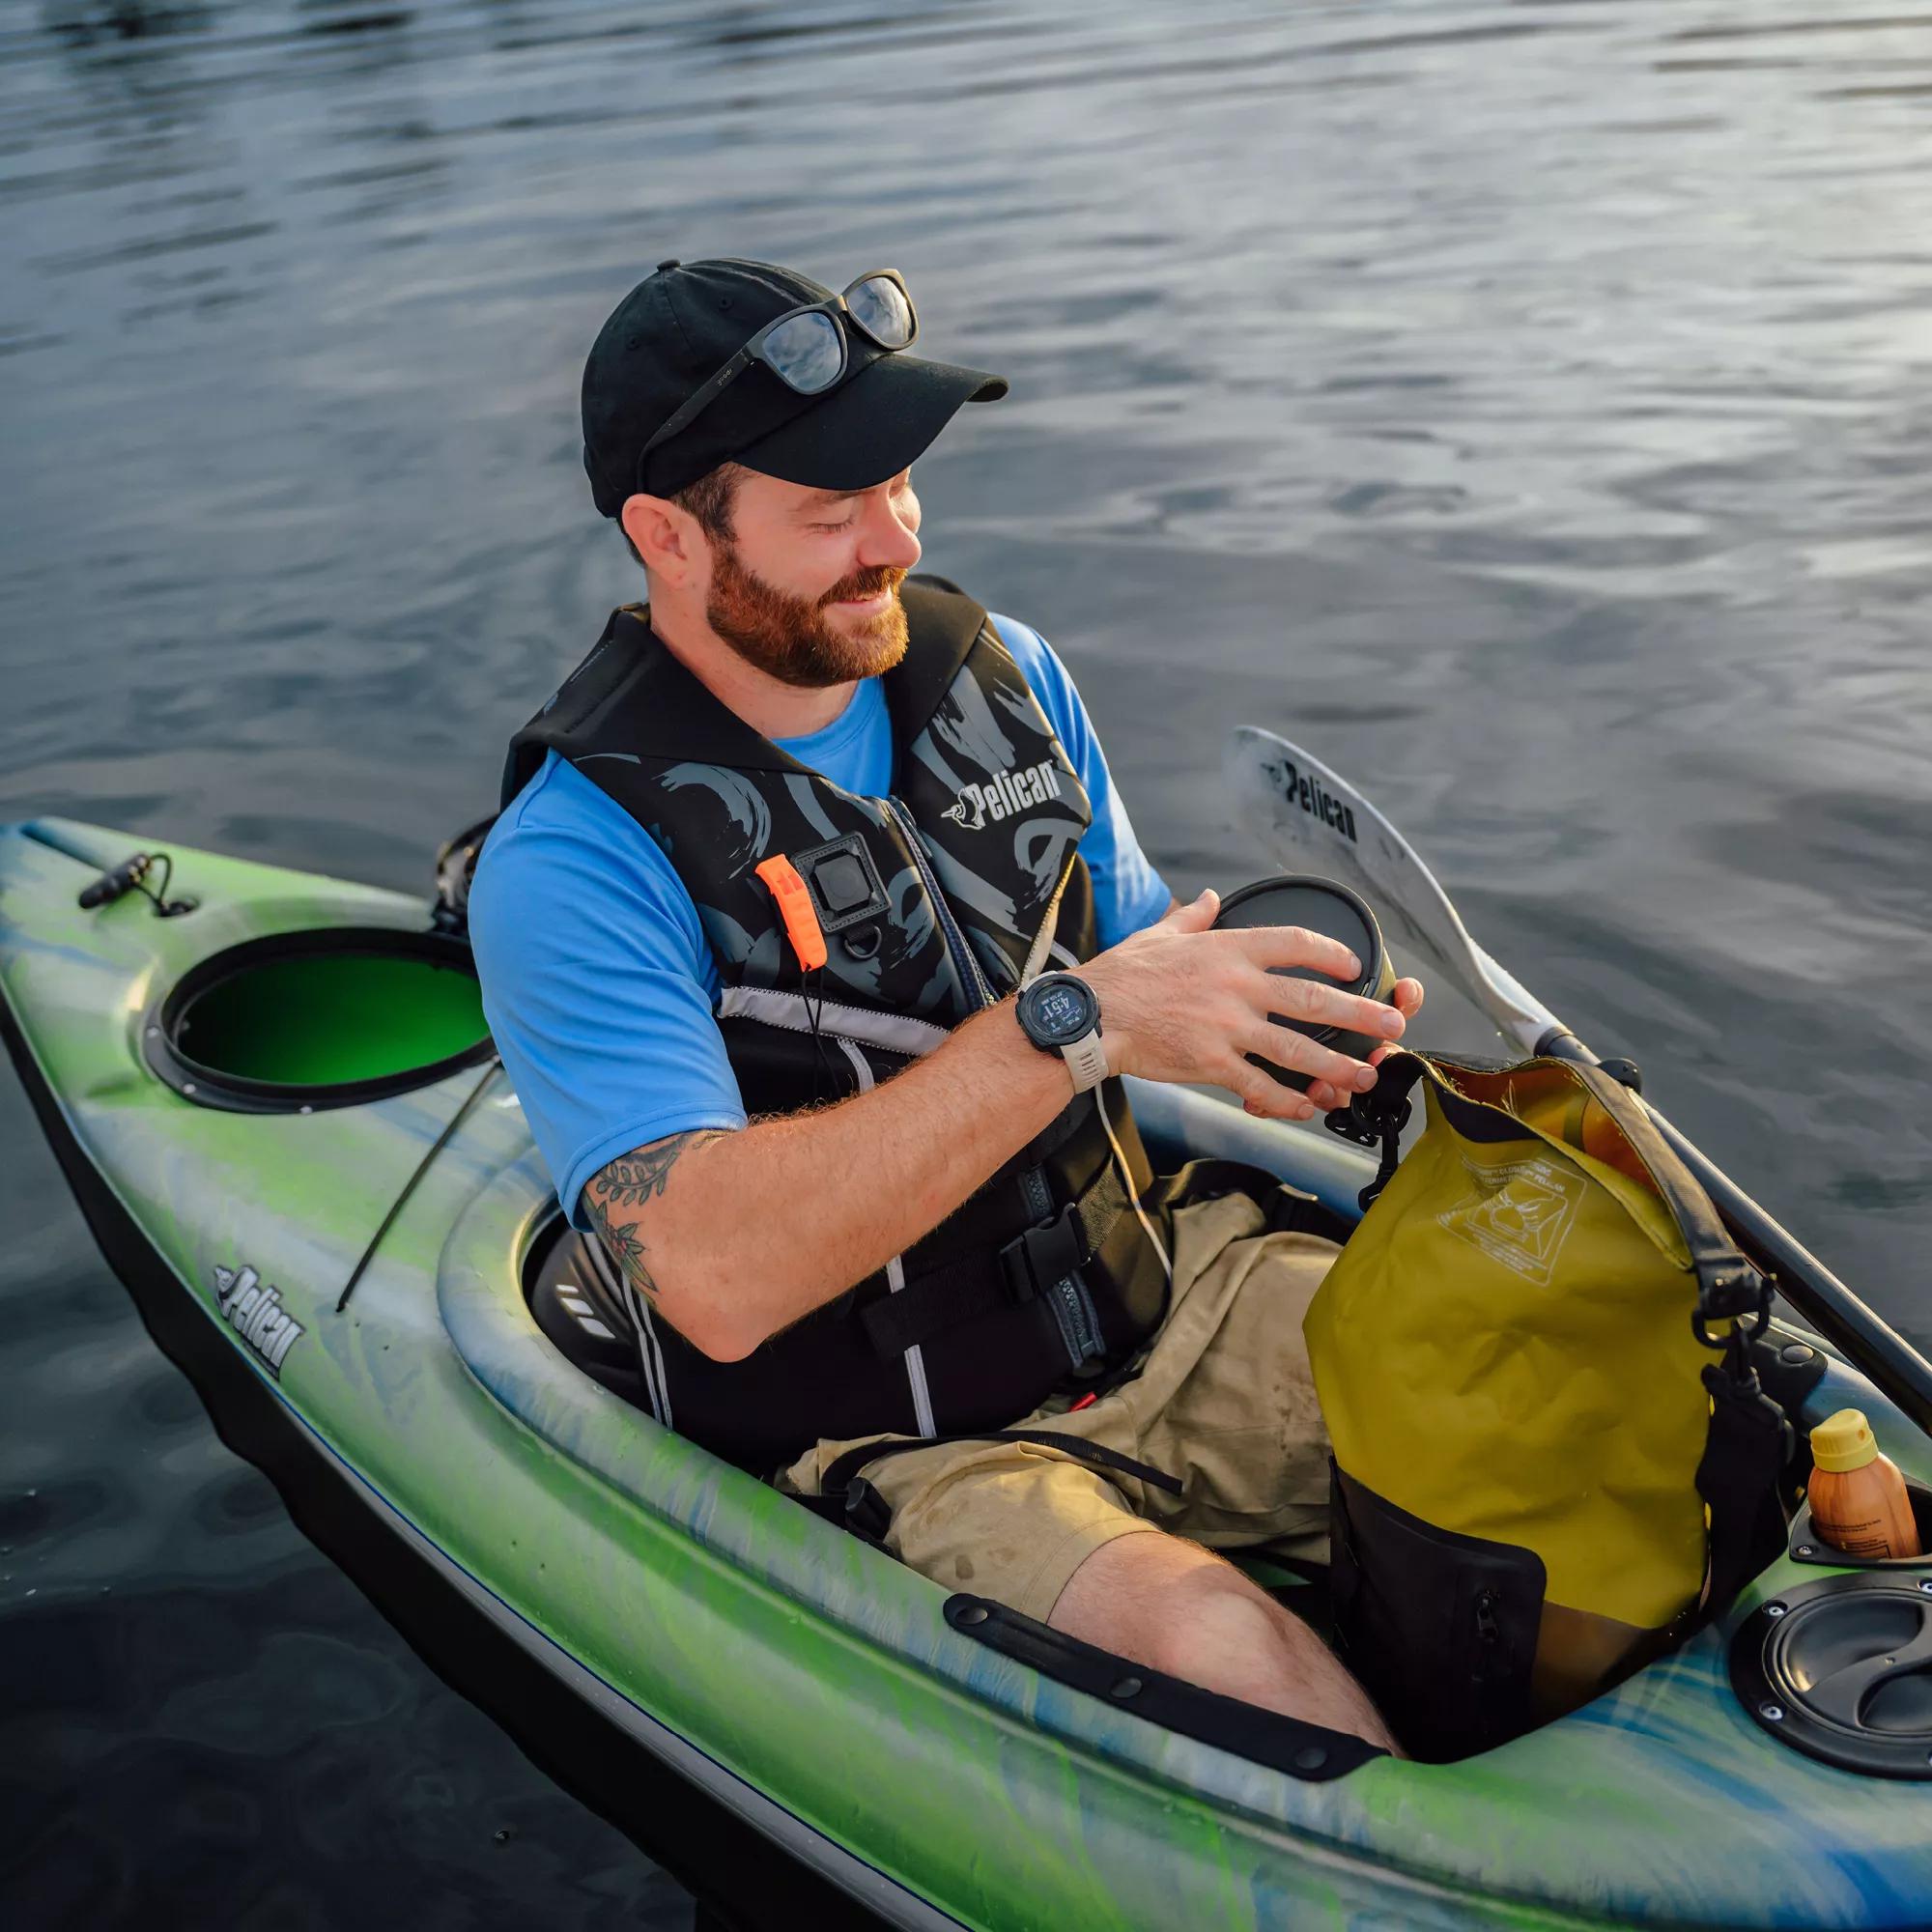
881;793;1105;1374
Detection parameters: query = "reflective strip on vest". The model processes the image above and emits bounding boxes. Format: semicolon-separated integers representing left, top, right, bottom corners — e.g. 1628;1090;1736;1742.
835;1037;938;1438
718;985;949;1060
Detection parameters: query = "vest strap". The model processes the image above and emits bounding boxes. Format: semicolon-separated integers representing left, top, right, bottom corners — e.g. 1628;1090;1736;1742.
810;1427;1184;1546
815;1430;1175;1515
859;1157;1134;1362
717;983;951;1060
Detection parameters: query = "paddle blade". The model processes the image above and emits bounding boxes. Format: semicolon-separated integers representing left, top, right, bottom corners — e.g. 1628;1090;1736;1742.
1222;725;1550;1050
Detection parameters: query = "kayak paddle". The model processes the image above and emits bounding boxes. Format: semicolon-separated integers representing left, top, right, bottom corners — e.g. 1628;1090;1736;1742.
1224;724;1932;1433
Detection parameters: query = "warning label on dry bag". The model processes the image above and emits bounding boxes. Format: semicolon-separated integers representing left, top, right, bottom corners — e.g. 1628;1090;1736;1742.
1437;1152;1585;1287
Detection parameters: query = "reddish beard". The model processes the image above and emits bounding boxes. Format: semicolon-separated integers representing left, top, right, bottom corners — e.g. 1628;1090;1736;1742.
704;543;910;688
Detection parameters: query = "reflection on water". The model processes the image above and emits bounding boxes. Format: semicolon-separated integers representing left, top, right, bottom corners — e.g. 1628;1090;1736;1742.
5;0;1932;1922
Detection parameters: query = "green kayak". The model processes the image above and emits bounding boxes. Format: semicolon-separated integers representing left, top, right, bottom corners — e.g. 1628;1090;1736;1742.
5;814;1931;1931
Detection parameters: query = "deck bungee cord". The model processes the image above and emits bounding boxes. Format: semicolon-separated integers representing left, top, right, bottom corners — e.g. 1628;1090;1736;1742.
335;1056;503;1315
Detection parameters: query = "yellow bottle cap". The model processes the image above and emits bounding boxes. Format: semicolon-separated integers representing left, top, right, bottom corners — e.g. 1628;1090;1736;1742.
1810;1407;1879;1473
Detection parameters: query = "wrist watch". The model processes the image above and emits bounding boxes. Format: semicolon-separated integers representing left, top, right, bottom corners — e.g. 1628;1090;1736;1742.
1015;971;1108;1094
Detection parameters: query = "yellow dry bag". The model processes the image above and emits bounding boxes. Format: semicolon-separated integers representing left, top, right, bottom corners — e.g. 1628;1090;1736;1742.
1306;1051;1791;1760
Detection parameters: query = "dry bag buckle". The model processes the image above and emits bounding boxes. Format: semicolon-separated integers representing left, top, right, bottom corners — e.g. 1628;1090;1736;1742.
1323;1092;1410;1148
999;1205;1087;1305
1692;1264;1774;1350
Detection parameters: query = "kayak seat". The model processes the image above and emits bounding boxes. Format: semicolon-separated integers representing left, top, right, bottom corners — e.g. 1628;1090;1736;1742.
526;1218;654;1413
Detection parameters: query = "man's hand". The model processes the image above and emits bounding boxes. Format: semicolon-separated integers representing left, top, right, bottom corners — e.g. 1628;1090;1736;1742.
1082;889;1426;1123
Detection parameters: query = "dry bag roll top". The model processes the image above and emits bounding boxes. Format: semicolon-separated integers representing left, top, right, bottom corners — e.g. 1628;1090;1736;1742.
1306;1051;1793;1761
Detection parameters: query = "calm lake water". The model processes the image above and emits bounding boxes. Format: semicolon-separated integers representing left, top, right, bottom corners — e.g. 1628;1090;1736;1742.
6;0;1932;1923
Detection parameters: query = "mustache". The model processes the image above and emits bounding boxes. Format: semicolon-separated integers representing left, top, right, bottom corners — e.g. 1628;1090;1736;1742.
817;564;908;610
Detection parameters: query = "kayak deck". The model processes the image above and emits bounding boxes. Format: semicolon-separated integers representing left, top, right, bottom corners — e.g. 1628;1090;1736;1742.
5;816;1930;1931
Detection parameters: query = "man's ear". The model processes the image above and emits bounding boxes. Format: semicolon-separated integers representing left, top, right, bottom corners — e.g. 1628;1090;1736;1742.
621;493;702;588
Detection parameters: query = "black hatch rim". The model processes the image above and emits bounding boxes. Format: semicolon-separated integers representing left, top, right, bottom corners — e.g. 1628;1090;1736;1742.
142;924;496;1115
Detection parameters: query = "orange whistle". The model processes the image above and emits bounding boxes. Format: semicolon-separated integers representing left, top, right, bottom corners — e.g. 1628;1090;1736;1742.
754;854;828;973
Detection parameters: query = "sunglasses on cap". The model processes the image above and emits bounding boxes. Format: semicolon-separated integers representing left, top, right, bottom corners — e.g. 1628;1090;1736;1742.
637;270;918;485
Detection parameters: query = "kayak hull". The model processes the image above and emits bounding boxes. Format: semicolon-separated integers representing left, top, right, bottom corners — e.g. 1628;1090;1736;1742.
6;817;1931;1931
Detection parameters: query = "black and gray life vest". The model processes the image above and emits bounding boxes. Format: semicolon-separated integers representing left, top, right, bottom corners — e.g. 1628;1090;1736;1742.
502;578;1173;1473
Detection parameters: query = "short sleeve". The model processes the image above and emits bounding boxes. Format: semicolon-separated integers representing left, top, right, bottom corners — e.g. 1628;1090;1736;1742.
989;613;1173;948
469;752;748;1230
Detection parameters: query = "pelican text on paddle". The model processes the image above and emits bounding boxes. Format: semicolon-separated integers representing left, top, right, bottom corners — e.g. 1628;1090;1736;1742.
212;1263;305;1378
1265;756;1359;844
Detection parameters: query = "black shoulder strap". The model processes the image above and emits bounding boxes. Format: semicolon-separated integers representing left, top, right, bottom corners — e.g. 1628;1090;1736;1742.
511;605;807;781
1695;1353;1795;1616
883;575;990;753
796;1427;1182;1546
501;605;639;807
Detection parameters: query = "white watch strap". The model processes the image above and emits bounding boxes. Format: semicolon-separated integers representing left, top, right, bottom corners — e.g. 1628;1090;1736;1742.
1059;1030;1109;1094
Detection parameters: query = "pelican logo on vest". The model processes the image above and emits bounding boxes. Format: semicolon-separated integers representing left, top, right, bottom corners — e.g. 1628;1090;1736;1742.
211;1263;305;1378
942;759;1064;831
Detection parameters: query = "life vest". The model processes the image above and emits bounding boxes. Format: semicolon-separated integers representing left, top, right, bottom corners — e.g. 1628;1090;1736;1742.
502;578;1172;1473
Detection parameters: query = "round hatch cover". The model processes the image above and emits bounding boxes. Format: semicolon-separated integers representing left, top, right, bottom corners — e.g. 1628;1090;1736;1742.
1730;1572;1932;1778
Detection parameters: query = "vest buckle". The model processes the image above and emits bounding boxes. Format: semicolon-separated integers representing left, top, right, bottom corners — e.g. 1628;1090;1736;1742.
999;1204;1087;1305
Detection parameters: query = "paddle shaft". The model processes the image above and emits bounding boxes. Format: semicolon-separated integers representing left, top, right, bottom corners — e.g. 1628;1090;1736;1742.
1535;1028;1932;1435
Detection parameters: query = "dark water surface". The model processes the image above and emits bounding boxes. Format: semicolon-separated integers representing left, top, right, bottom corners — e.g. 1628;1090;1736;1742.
6;0;1932;1922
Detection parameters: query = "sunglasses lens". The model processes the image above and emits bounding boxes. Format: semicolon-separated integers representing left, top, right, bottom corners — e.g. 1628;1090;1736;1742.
763;310;844;393
846;274;915;350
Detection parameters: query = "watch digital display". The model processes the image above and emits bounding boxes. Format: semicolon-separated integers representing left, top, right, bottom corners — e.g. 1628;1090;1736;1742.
1037;986;1085;1036
1022;974;1098;1047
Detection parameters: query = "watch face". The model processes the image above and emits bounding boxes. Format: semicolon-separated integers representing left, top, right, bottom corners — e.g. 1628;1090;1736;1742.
1025;976;1097;1046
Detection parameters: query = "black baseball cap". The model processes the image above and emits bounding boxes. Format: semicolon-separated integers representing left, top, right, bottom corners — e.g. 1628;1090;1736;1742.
582;257;1009;518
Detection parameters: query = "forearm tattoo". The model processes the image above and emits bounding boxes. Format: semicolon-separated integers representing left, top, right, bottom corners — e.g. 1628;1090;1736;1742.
584;1129;724;1303
596;1130;723;1208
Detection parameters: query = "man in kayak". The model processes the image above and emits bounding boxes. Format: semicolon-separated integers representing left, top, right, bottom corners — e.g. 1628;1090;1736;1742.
472;259;1424;1752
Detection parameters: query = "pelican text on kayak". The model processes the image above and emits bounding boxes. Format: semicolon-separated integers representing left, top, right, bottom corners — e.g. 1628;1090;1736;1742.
212;1263;305;1378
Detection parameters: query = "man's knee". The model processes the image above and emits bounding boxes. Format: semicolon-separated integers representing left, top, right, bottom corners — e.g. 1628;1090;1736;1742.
1051;1531;1273;1674
1050;1531;1399;1751
1141;1559;1288;1682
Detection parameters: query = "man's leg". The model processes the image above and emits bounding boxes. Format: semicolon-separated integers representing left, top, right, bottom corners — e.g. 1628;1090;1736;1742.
1049;1527;1401;1752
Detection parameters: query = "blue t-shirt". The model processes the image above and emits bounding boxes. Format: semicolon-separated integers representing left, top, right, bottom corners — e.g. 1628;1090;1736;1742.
469;613;1171;1229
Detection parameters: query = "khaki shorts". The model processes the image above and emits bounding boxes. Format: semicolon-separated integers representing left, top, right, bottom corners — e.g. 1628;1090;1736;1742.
782;1189;1339;1624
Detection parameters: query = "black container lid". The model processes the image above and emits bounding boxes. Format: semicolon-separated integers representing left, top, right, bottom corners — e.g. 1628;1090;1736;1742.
1213;876;1384;1038
1211;875;1392;1093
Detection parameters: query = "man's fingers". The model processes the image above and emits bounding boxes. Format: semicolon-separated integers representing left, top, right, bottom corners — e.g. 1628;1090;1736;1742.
1230;1055;1317;1121
1161;887;1221;933
1229;923;1363;982
1393;977;1426;1016
1240;1024;1377;1094
1245;969;1406;1042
